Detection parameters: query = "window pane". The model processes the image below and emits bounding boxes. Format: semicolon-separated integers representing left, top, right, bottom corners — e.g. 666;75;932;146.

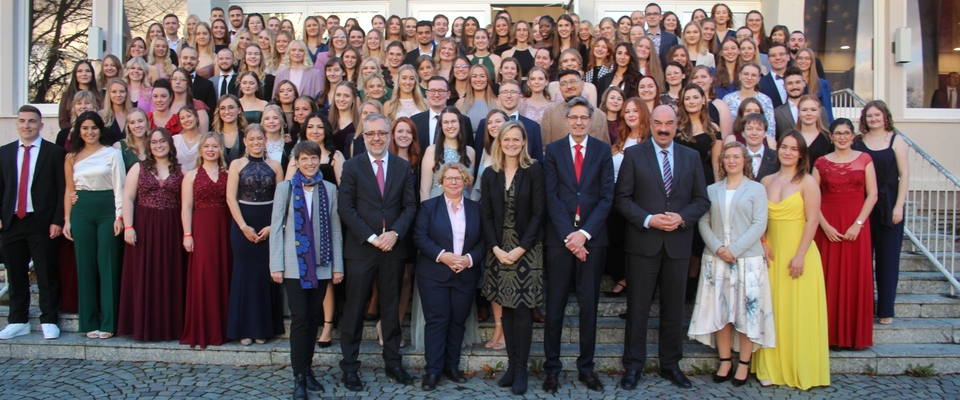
905;0;960;108
804;0;873;97
29;0;92;104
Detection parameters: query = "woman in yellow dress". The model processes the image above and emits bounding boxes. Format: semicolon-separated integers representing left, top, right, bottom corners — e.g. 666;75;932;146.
754;130;830;389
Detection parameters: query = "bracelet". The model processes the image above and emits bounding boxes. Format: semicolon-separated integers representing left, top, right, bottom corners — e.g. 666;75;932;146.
760;239;767;243
116;216;123;221
241;224;248;230
124;225;134;230
184;233;193;238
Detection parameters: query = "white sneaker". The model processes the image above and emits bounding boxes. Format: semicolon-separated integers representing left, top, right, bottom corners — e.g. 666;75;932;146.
0;323;30;340
41;324;60;340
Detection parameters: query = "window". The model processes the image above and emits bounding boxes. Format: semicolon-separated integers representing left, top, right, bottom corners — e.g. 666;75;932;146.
905;0;960;109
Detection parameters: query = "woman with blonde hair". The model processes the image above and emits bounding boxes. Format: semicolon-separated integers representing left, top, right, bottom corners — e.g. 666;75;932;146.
796;48;835;124
193;22;217;73
683;21;715;68
794;95;832;168
273;30;294;73
301;16;324;62
240;45;276;102
256;28;280;74
456;64;498;133
229;28;253;64
100;78;133;144
273;40;324;99
360;72;391;103
738;38;767;75
147;38;175;83
118;108;150;171
433;38;460;79
384;65;428;120
363;28;386;63
182;14;201;51
97;55;124;90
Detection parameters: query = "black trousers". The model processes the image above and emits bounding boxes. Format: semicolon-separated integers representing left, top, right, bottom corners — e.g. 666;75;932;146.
339;253;404;372
284;278;328;376
501;306;533;371
622;250;688;371
1;214;60;324
543;245;605;375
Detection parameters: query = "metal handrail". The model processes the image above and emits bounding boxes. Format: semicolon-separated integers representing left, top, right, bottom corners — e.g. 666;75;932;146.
831;88;960;295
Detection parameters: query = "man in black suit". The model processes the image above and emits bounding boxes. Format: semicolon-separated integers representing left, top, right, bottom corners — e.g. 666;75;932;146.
337;113;418;391
643;3;680;66
931;72;960;109
0;105;65;340
178;47;217;112
741;113;779;181
411;76;474;151
474;79;543;163
541;96;615;394
213;48;239;100
759;42;791;109
774;67;829;140
616;105;709;390
402;21;436;67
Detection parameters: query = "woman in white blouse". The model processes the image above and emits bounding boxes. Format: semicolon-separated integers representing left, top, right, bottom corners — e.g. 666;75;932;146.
63;111;126;340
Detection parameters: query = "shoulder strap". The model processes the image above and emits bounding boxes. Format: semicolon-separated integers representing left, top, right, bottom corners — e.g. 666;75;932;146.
888;132;897;148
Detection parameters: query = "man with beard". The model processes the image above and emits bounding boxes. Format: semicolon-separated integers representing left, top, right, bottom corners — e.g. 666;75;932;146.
540;70;610;149
403;21;437;66
774;66;829;139
616;105;709;391
787;31;826;78
178;47;217;112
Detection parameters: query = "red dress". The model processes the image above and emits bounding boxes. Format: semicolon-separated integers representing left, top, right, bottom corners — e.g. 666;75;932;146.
814;152;874;349
148;112;183;135
117;165;185;341
179;168;232;348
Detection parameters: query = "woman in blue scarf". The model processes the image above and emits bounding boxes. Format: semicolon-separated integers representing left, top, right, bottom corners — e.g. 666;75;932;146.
269;140;343;399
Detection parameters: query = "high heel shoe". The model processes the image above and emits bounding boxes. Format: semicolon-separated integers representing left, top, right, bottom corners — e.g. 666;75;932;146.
604;281;627;297
731;358;751;387
316;320;333;348
713;358;732;383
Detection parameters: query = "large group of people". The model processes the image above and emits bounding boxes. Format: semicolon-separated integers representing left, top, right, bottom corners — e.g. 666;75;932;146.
0;2;910;398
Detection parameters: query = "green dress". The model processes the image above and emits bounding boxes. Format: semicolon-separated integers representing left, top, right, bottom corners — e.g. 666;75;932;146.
471;54;496;79
119;141;143;172
481;179;543;308
244;110;263;124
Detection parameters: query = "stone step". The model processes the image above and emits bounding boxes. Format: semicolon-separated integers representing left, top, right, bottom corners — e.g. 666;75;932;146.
3;332;960;375
894;294;960;318
897;271;960;294
901;233;958;253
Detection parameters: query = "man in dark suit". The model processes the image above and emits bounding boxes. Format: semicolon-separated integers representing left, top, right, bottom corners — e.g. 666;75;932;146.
740;113;779;181
774;67;829;140
411;76;474;151
0;105;65;340
474;79;543;163
759;42;791;109
411;163;485;390
931;72;960;109
615;105;709;390
178;47;217;112
213;48;239;100
402;21;437;66
337;113;418;390
541;96;615;394
643;3;680;66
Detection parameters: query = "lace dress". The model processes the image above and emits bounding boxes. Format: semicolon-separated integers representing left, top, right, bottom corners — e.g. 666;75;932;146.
395;98;422;119
520;100;556;124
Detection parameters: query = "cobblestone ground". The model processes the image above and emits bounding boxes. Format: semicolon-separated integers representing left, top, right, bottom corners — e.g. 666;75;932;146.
0;358;958;399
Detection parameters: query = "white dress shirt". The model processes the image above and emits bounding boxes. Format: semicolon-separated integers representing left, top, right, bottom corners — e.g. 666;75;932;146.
567;135;592;240
747;145;765;177
366;152;391;243
15;138;41;213
643;141;675;229
772;73;787;104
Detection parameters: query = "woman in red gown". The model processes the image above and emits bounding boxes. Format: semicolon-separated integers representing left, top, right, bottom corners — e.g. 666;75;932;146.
117;128;185;341
180;132;232;348
813;118;878;350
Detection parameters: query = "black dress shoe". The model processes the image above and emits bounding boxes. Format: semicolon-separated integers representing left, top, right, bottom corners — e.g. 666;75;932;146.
620;369;641;390
578;371;604;392
293;374;308;400
497;366;515;387
421;373;440;390
342;370;363;391
385;366;414;385
542;373;559;394
659;368;692;389
305;370;324;392
443;369;468;383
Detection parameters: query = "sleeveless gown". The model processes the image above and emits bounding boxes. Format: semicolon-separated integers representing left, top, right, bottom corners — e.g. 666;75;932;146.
226;156;285;340
752;191;831;389
814;153;874;349
180;168;232;348
117;165;185;341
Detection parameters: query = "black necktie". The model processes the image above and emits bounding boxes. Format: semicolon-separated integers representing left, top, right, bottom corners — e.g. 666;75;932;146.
220;74;229;96
433;115;441;143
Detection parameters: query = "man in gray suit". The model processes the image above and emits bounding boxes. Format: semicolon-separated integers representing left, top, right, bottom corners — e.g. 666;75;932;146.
774;66;829;140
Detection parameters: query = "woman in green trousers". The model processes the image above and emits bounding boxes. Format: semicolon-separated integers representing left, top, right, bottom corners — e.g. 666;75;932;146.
63;111;126;339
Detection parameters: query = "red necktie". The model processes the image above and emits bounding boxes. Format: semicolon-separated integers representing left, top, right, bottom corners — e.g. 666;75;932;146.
16;145;33;219
574;143;583;222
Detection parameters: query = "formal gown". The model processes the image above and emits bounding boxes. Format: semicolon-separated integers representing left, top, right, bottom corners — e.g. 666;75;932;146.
814;153;874;349
481;179;543;309
180;168;232;348
805;133;833;173
172;135;200;171
519;101;554;124
688;188;775;351
753;192;831;389
226;156;285;340
117;165;185;341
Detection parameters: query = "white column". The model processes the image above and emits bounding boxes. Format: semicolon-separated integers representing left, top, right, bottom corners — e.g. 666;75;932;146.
91;0;125;58
190;0;230;20
0;0;28;116
762;0;805;34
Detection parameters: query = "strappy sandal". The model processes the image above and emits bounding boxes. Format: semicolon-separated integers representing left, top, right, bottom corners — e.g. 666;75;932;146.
86;330;101;339
732;357;751;387
713;358;732;383
604;281;628;297
98;332;113;339
240;338;253;346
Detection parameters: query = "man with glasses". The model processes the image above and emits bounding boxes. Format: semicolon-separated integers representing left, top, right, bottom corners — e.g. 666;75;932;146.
403;21;437;66
760;42;791;108
541;96;614;394
411;76;475;151
643;3;679;65
338;113;418;391
540;70;611;149
474;79;543;162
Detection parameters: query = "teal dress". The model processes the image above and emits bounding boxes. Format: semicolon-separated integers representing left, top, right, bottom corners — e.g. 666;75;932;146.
119;141;143;172
471;54;495;79
244;110;263;124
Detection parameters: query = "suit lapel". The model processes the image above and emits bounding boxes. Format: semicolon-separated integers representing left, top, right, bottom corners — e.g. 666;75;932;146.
670;144;684;195
360;157;382;200
33;141;50;179
558;135;576;187
435;198;454;250
642;141;668;196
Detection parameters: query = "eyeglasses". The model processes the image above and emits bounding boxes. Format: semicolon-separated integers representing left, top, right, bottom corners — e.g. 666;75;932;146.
362;131;389;138
425;89;448;95
500;90;520;97
442;176;464;183
559;80;581;88
565;115;590;122
453;64;470;69
333;34;347;39
830;131;855;138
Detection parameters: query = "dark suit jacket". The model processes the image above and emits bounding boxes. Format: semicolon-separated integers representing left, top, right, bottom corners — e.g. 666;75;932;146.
0;140;66;230
411;110;475;152
259;74;276;103
192;74;217;112
480;162;545;252
931;87;960;109
403;48;437;67
337;153;418;260
474;115;544;164
657;31;680;66
595;72;640;99
614;140;709;259
212;72;240;100
754;145;779;182
543;135;615;247
774;102;830;140
413;195;484;284
758;73;785;109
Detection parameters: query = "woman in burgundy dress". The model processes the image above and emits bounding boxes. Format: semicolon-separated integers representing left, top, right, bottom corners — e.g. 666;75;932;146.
813;118;878;350
180;132;232;348
118;128;185;341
